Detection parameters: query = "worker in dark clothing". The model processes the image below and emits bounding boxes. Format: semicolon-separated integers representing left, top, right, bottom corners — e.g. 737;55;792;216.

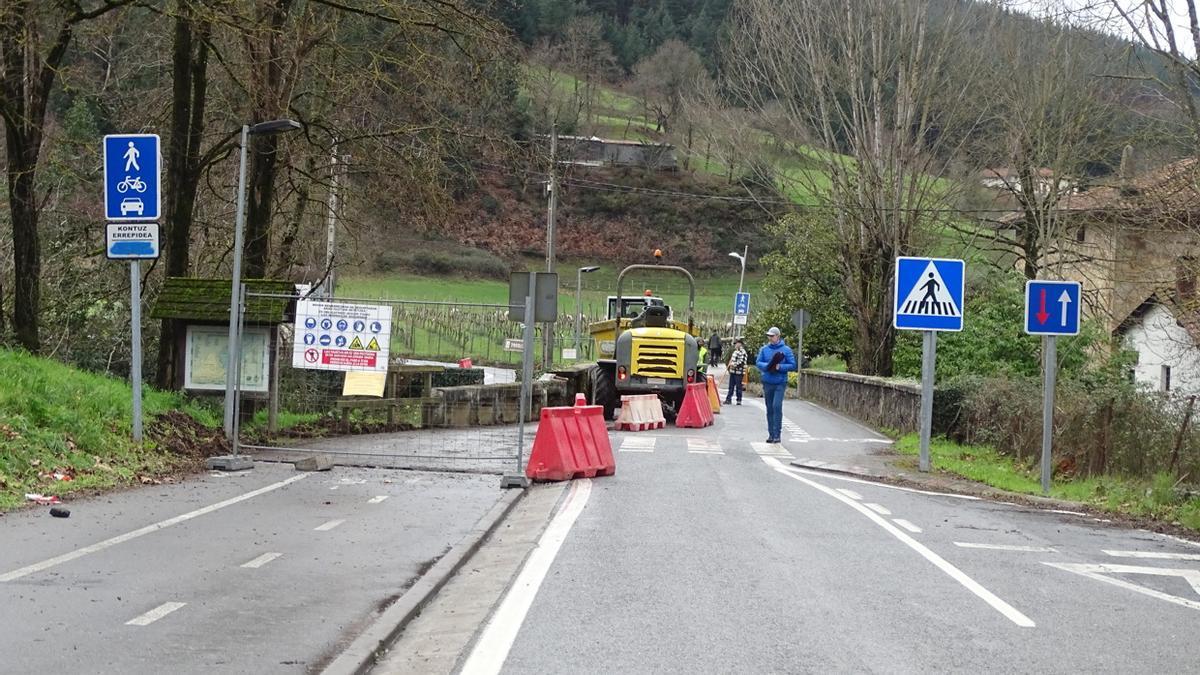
708;332;723;368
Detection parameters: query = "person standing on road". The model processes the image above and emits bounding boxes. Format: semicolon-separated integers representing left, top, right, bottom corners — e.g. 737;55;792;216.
725;339;747;405
708;332;723;368
756;326;796;443
696;338;709;378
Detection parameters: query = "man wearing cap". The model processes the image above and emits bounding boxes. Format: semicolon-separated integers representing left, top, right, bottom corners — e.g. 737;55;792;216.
755;326;797;443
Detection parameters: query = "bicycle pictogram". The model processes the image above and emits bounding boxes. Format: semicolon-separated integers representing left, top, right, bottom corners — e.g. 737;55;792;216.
116;176;147;194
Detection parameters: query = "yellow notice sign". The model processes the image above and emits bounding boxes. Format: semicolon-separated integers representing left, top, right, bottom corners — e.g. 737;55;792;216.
349;336;365;350
366;336;380;351
343;371;386;397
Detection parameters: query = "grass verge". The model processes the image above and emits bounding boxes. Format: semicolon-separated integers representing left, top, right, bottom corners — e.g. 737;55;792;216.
894;434;1200;531
0;349;223;512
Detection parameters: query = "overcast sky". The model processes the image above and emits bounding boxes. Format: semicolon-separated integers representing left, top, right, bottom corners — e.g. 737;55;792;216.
1011;0;1197;58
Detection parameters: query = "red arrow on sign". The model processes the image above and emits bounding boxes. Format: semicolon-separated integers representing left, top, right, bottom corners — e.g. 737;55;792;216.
1036;288;1049;325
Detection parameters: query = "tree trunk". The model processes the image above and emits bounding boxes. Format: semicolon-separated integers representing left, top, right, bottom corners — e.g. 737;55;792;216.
7;152;40;352
245;134;282;278
156;0;211;388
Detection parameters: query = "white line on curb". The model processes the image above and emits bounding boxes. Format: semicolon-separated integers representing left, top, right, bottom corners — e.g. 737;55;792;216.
764;457;1035;627
314;519;346;531
0;474;310;583
126;602;186;626
786;466;981;500
893;519;923;534
954;543;1058;553
241;552;282;569
460;480;593;675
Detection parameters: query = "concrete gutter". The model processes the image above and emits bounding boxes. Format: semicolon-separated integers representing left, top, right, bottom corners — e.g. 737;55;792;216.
321;487;527;675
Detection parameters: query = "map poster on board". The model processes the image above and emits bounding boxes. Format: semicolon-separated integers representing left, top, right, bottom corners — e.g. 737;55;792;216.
292;301;393;373
183;325;270;393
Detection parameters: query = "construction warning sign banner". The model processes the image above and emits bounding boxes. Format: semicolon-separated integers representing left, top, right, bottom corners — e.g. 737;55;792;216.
292;301;393;372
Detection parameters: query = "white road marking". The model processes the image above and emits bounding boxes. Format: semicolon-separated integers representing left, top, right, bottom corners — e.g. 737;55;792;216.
954;542;1058;553
1103;550;1200;561
787;466;981;500
126;602;187;626
241;552;283;569
0;474;310;583
893;519;923;534
368;495;389;504
764;457;1035;627
314;519;346;531
460;480;593;675
1045;562;1200;609
865;503;892;516
329;486;339;490
687;438;724;454
751;442;792;457
790;438;893;444
836;488;863;500
619;437;656;453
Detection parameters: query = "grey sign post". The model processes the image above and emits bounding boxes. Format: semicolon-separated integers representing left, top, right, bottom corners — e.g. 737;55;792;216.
1024;280;1081;494
130;262;143;442
893;257;966;473
505;271;556;489
791;309;810;398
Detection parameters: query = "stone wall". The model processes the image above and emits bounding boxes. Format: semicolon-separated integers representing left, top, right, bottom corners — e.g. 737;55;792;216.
799;370;922;433
425;379;570;428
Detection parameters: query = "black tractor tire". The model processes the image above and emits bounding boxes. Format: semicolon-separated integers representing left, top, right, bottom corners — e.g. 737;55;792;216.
661;391;685;422
591;365;618;420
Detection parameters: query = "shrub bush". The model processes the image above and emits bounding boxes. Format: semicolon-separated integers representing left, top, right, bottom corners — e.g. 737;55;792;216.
373;245;509;279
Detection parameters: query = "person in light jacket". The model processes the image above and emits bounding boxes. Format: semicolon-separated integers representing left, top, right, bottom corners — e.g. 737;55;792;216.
725;339;747;405
755;326;797;443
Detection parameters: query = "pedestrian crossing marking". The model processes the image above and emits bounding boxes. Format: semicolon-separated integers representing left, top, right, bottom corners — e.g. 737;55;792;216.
751;442;793;458
897;261;961;317
618;437;656;452
687;437;724;455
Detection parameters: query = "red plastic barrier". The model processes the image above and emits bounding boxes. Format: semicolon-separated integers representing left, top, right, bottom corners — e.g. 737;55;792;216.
525;404;616;481
675;382;714;428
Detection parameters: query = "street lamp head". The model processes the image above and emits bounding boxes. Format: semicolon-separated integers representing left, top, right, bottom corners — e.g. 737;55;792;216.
728;251;744;261
579;266;600;273
249;119;301;136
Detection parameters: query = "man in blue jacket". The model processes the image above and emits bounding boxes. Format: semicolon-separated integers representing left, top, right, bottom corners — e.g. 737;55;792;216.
755;326;797;443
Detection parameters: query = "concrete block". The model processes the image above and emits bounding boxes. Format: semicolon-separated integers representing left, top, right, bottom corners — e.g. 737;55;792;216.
206;455;254;471
294;454;335;471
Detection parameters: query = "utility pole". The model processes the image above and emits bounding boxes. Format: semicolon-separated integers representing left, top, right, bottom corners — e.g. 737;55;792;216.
323;141;340;298
543;127;559;369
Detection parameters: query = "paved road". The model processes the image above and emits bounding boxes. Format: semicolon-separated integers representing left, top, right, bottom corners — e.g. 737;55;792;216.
404;397;1200;674
0;463;501;674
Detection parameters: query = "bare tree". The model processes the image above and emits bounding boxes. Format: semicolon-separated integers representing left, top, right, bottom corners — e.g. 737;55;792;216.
0;0;132;352
632;39;706;134
725;0;992;375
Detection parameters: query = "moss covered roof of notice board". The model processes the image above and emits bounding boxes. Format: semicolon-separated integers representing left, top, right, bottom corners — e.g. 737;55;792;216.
151;278;296;323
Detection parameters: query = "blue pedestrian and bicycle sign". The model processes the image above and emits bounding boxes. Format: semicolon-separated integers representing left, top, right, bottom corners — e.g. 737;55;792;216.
1024;280;1081;336
103;134;160;222
893;257;965;331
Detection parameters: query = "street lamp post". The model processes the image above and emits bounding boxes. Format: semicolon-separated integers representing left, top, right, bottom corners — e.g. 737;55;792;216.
575;265;600;357
222;119;302;443
728;246;747;337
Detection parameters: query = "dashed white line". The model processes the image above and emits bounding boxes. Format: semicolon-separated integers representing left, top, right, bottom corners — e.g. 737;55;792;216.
836;488;863;500
619;437;656;453
954;542;1058;553
1103;549;1200;561
864;503;892;516
126;602;187;626
314;519;346;531
368;495;389;504
0;474;310;583
241;552;282;569
893;519;923;534
460;479;593;675
764;457;1035;628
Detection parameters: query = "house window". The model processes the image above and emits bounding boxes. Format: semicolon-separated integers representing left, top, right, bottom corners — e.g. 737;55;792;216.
1161;365;1172;392
1076;225;1086;243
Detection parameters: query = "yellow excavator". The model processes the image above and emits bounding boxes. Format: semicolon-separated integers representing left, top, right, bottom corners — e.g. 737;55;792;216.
587;263;702;420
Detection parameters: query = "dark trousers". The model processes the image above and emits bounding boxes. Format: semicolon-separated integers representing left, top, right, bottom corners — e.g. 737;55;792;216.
725;373;743;403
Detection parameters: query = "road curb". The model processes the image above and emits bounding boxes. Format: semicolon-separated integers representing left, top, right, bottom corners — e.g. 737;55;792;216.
321;487;527;675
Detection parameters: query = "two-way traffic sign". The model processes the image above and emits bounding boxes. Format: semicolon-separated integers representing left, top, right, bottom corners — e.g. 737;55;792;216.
1024;280;1080;336
893;257;965;331
103;134;161;222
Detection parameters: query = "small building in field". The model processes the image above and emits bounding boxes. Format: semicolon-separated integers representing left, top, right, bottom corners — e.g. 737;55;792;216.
555;135;677;170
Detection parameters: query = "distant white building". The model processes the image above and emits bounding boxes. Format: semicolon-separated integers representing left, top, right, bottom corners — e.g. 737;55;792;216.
1118;297;1200;394
979;167;1073;196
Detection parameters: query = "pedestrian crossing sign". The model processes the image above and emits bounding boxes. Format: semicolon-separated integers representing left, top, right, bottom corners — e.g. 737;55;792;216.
893;257;965;331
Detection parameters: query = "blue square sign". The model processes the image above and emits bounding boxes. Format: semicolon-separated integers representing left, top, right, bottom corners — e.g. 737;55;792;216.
893;257;965;331
1025;280;1081;336
103;134;160;222
734;292;750;316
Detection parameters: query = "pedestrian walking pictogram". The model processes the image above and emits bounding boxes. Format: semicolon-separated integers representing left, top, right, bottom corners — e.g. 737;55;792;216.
894;257;965;331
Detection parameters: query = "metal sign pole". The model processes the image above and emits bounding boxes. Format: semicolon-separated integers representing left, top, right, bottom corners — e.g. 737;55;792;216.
1041;335;1057;494
516;272;537;473
130;260;143;443
919;330;937;472
796;321;805;399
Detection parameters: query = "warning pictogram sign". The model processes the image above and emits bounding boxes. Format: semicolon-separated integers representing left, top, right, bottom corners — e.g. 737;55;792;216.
893;257;965;332
292;301;392;372
366;337;380;351
349;336;365;350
